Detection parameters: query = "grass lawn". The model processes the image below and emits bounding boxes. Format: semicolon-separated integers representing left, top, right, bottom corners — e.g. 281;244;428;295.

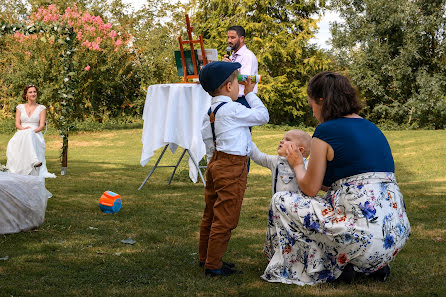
0;127;445;297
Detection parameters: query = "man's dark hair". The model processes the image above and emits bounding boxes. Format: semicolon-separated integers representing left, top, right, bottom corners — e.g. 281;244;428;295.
307;71;362;122
228;26;245;37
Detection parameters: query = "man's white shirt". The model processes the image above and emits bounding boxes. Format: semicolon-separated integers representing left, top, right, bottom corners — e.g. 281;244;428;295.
230;45;258;97
201;92;269;162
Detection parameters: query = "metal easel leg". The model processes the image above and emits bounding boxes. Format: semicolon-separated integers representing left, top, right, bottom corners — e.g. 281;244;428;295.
167;148;188;185
186;149;206;187
138;144;170;190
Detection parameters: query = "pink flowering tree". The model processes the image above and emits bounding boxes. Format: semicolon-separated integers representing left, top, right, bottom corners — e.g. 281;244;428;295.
0;4;139;174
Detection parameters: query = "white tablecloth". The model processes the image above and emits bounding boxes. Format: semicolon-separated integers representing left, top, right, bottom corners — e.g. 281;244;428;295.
140;83;211;182
0;172;51;234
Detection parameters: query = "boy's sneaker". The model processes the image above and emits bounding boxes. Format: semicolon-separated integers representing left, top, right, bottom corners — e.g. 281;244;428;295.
199;261;235;269
205;265;239;277
369;265;390;282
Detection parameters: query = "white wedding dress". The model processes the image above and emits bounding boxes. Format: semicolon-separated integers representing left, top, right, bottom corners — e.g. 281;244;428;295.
6;104;56;178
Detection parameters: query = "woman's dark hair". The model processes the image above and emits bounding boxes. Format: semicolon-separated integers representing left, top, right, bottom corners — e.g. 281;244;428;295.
307;71;362;122
22;84;38;101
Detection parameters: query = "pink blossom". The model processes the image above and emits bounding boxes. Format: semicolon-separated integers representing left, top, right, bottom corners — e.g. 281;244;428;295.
81;40;92;50
82;12;93;23
114;39;122;47
108;30;117;39
91;42;101;51
76;30;83;40
48;4;58;12
14;32;27;43
25;5;131;53
94;16;103;25
84;65;91;71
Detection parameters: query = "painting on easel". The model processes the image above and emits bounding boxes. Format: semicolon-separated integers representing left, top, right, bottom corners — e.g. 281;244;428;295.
174;49;218;77
176;14;217;82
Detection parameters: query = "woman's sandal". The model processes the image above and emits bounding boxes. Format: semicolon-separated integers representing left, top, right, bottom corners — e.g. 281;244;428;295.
369;265;390;282
336;263;356;284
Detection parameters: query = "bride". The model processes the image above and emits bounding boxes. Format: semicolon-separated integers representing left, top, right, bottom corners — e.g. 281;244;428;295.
6;84;56;178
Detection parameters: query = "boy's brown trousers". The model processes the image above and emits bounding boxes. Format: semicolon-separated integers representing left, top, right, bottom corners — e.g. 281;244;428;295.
199;151;248;270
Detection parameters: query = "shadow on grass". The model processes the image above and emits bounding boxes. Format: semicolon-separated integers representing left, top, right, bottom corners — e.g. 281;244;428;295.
1;156;445;296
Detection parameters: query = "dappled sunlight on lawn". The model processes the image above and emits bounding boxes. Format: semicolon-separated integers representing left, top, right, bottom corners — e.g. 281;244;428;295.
0;128;444;296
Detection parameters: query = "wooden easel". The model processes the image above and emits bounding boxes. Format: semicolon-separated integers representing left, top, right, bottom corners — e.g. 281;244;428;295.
178;14;208;82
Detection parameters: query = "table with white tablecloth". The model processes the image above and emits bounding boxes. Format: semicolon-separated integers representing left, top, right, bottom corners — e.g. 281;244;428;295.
139;83;211;188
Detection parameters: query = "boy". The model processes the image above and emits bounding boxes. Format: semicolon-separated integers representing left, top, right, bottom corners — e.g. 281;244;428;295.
199;61;269;276
250;129;311;195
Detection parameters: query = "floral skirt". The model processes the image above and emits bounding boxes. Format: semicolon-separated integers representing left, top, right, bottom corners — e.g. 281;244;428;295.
261;172;411;285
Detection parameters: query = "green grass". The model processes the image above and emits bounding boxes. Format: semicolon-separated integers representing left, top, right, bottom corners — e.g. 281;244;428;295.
0;127;445;297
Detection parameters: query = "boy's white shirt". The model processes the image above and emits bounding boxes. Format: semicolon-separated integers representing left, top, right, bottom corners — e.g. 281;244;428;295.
250;142;308;195
201;92;269;161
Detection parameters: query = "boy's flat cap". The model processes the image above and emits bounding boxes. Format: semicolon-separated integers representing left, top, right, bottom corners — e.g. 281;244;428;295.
199;61;241;93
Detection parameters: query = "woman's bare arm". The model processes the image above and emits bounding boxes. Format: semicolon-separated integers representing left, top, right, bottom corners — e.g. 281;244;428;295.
286;137;330;196
34;108;46;133
15;109;30;130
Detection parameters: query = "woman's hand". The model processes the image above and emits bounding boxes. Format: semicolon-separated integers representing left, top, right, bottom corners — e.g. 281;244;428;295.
285;143;305;168
288;137;330;197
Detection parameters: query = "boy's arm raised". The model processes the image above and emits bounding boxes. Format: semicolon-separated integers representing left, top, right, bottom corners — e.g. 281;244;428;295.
233;76;269;126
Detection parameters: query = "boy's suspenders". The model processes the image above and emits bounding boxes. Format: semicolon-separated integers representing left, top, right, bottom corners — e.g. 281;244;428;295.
208;102;227;144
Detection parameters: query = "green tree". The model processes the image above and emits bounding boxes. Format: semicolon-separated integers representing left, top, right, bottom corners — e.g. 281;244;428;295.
190;0;331;125
330;0;446;129
130;0;187;89
0;3;141;172
0;3;141;122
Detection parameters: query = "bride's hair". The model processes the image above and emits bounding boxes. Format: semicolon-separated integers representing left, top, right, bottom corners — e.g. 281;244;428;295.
22;84;38;101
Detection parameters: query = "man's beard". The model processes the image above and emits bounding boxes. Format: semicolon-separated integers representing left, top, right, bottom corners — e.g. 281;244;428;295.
231;40;240;51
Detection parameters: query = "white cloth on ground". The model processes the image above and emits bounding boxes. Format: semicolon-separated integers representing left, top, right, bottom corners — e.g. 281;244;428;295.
140;84;211;183
0;172;51;234
6;104;56;178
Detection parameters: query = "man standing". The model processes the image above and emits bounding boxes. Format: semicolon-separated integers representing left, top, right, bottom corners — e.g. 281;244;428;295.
223;26;258;108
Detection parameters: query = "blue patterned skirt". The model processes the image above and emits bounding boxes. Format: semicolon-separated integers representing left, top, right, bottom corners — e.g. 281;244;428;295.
261;172;411;285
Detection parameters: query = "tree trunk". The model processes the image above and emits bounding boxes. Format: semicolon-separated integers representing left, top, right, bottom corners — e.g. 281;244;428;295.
61;135;68;175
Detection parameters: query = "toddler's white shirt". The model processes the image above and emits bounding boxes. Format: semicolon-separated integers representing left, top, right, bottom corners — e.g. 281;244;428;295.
250;142;308;195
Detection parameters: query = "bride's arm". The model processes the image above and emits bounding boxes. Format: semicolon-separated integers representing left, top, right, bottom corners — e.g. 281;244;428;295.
15;109;30;130
34;108;46;133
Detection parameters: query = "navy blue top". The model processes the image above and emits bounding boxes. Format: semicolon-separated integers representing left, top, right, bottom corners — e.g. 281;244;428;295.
313;118;394;186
